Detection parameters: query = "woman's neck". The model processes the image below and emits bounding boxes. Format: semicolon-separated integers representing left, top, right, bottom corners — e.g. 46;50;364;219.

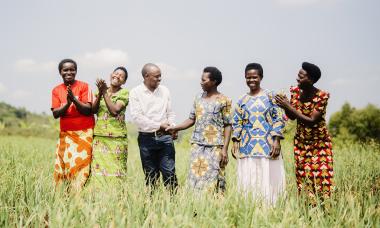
109;85;121;93
204;87;219;97
248;87;261;96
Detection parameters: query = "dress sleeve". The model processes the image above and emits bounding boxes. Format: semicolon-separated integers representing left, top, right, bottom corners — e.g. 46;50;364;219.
289;86;298;107
268;91;286;139
232;99;244;141
314;91;329;114
80;83;93;104
222;97;232;125
51;88;61;109
115;89;129;108
189;96;197;120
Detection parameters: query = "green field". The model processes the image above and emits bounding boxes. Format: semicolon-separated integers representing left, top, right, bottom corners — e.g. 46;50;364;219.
0;133;379;227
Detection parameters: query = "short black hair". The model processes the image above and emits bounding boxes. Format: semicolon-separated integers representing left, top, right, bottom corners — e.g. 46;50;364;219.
114;66;128;81
203;66;222;86
58;59;77;72
245;63;263;78
302;62;321;83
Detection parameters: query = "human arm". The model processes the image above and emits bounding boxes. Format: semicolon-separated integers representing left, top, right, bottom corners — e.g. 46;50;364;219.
231;101;244;159
102;85;128;117
52;99;72;119
91;79;106;114
275;94;324;126
220;98;232;167
166;118;195;132
220;124;232;167
51;88;72;119
67;86;92;116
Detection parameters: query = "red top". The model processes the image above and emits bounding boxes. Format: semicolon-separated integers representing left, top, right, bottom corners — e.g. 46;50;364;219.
51;80;95;131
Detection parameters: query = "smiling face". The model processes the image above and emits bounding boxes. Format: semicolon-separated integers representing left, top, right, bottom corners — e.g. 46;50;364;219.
144;66;161;90
245;69;262;91
110;69;127;87
297;69;313;89
60;62;77;85
200;72;216;92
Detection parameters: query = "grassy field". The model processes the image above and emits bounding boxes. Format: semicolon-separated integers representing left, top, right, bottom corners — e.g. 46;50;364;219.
0;133;379;227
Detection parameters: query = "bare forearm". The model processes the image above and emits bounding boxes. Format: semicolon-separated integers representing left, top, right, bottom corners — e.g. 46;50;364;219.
223;125;232;150
72;98;92;115
175;119;195;131
92;95;101;114
285;105;321;126
52;102;71;119
103;95;123;116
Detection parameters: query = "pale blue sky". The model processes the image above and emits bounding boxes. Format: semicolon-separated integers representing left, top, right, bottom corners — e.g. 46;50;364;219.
0;0;379;121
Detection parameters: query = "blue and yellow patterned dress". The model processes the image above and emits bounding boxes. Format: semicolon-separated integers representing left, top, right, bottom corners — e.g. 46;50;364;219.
188;92;232;192
232;89;286;203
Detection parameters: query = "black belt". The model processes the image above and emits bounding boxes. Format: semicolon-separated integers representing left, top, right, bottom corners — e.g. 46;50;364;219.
139;131;169;137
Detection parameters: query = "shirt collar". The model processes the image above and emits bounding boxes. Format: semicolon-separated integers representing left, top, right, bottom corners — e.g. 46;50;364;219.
141;83;159;94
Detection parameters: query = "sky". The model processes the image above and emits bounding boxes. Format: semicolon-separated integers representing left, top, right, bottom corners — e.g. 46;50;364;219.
0;0;379;122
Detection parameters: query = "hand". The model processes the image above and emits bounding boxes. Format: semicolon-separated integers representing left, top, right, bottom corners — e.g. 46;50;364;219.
231;141;240;159
160;123;170;131
171;131;178;140
274;94;290;109
269;138;281;159
67;86;76;102
220;148;229;168
96;79;108;95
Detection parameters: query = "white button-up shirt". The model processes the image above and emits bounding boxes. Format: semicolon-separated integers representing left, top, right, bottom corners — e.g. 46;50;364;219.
129;83;175;132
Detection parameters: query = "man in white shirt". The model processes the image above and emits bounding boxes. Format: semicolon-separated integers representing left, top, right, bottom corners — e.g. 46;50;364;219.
129;63;178;191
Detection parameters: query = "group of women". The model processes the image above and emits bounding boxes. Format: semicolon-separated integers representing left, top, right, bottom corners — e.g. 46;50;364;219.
51;58;334;205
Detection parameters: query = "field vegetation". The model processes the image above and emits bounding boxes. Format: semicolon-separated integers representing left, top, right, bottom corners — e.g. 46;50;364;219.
0;102;379;227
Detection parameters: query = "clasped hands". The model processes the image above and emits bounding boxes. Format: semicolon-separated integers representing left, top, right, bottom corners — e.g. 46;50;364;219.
161;123;178;140
66;84;76;105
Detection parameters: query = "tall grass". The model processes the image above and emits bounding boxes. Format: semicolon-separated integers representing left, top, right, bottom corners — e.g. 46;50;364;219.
0;135;379;227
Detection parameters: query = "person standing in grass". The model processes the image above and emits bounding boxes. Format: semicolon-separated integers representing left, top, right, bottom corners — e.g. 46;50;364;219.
90;66;129;185
231;63;286;204
275;62;334;201
129;63;178;192
166;67;232;193
51;59;95;191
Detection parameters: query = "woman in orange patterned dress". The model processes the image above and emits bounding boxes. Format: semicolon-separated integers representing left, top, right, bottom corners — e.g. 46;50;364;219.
275;62;334;200
51;59;95;191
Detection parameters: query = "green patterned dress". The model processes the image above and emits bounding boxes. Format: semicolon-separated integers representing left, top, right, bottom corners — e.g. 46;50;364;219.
91;88;129;184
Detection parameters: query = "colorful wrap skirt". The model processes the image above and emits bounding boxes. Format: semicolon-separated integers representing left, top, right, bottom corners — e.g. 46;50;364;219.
54;128;93;191
91;136;128;180
188;144;225;193
294;138;334;198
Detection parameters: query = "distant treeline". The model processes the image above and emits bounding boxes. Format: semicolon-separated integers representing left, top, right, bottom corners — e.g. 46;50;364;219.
0;101;379;143
329;103;380;143
0;102;58;138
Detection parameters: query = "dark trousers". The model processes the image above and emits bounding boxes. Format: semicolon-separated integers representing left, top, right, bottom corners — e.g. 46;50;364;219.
137;133;178;191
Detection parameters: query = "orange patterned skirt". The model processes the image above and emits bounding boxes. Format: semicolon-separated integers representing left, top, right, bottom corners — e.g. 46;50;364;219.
54;128;93;191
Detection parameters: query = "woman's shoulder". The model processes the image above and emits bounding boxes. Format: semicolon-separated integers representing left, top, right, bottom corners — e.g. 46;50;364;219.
316;88;330;100
119;88;129;95
52;83;65;92
216;93;232;103
290;86;299;93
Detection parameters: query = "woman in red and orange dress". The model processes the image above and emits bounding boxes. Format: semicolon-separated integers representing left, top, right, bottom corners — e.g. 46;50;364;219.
275;62;334;200
51;59;95;191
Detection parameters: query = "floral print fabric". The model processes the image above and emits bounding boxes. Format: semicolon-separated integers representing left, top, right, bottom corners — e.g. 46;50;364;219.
189;93;232;146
